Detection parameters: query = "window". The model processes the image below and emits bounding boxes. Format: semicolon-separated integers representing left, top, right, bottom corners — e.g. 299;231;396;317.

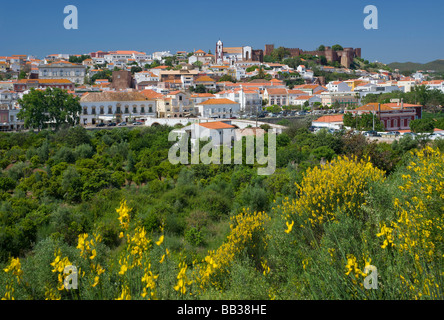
125;106;129;113
133;106;137;113
108;107;113;114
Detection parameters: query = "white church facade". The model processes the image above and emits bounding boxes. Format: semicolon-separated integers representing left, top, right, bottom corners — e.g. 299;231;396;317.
215;40;253;66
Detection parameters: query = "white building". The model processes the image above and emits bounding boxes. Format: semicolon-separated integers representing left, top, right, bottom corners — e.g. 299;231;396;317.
312;115;344;130
104;51;150;64
38;61;87;84
195;98;240;119
152;51;173;62
79;91;156;125
134;71;159;84
215;40;253;66
326;81;351;92
215;88;262;114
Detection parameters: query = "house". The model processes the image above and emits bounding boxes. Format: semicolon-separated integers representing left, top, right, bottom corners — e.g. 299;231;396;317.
190;93;216;105
348;102;420;131
312;114;344;130
294;95;322;107
156;91;193;118
215;88;262;114
134;71;159;84
104;51;150;64
0;61;7;73
320;92;360;109
294;84;325;95
188;50;214;65
397;78;416;92
263;88;289;106
175;121;236;151
195;98;240;119
423;80;444;93
13;79;75;92
38;61;86;84
193;76;216;91
326;81;351;92
79;91;157;125
0;105;9;131
287;89;307;105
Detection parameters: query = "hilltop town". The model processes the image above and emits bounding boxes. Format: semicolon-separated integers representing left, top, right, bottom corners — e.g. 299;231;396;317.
1;41;444;133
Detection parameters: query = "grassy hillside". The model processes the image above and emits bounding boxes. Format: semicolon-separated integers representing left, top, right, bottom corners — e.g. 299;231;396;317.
388;59;444;73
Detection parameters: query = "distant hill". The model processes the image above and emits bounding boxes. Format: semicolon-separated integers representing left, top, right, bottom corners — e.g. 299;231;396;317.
388;60;444;73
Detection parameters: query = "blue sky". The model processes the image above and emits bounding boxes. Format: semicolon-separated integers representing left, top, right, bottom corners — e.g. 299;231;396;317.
1;0;443;64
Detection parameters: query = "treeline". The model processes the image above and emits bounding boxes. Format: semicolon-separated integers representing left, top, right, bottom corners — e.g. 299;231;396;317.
1;122;444;300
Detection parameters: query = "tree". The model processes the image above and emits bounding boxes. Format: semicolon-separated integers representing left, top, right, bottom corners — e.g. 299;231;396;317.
343;112;355;128
130;66;142;74
69;55;91;63
332;44;343;51
317;45;326;51
91;70;112;83
18;71;27;80
218;74;236;82
17;88;81;131
409;118;434;133
192;61;203;70
193;84;206;93
246;65;259;72
271;47;291;62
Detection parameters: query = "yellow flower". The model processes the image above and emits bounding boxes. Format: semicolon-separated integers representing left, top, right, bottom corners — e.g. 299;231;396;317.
155;235;164;246
92;276;100;287
119;264;128;275
284;220;294;234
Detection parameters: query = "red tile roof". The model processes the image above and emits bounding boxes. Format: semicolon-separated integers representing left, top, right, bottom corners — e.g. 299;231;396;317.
199;121;235;129
313;115;344;123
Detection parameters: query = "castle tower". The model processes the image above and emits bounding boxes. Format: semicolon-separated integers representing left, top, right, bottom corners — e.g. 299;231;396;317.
216;39;224;64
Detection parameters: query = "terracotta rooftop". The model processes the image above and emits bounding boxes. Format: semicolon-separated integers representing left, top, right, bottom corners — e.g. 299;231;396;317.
80;91;151;102
199;98;237;105
313;115;344;123
199;121;235;129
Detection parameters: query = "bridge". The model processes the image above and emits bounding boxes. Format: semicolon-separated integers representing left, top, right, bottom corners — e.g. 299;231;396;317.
144;118;287;134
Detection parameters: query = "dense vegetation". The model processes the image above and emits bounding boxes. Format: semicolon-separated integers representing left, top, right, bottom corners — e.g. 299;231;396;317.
1;122;443;300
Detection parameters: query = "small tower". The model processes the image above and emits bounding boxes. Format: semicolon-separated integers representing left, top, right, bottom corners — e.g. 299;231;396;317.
216;39;224;64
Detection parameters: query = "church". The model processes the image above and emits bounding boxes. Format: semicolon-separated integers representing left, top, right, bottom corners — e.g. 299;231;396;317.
215;40;263;65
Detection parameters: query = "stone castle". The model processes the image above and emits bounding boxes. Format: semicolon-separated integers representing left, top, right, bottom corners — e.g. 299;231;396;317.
264;44;361;69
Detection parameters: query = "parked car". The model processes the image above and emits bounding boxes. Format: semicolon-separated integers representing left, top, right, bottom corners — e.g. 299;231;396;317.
364;130;381;137
118;122;127;126
107;122;117;127
132;121;143;125
428;133;444;140
95;123;105;127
